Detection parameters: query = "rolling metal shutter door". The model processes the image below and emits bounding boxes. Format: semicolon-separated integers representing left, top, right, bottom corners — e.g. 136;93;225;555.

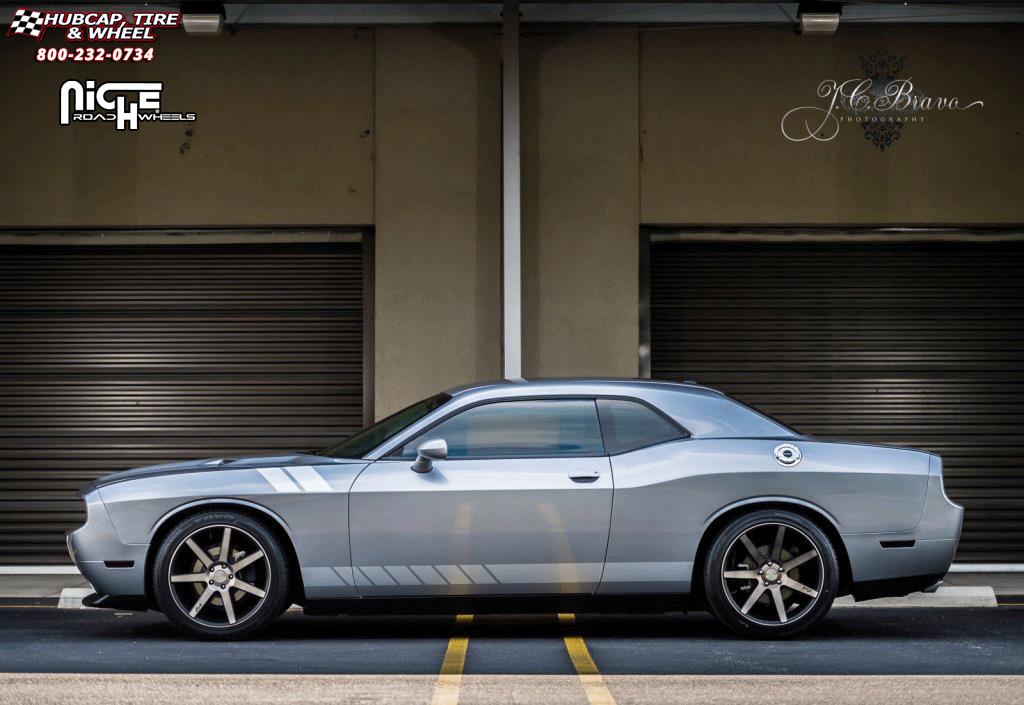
0;240;364;564
649;239;1024;563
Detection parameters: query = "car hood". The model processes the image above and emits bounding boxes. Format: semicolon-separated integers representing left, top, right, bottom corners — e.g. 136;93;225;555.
89;453;366;489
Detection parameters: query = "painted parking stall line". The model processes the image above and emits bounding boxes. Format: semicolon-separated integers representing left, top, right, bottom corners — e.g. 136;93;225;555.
559;613;618;705
432;614;473;705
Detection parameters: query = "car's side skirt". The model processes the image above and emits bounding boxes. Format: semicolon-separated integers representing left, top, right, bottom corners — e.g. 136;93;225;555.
302;593;697;616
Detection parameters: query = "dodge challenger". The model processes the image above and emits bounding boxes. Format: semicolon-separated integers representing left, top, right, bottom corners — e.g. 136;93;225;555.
68;378;963;639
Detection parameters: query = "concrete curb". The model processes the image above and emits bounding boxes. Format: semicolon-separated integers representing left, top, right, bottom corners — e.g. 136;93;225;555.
57;588;304;612
58;587;94;609
0;566;81;575
833;585;997;608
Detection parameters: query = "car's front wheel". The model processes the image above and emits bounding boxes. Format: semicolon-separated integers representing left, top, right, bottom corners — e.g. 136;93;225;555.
152;510;290;640
703;509;838;638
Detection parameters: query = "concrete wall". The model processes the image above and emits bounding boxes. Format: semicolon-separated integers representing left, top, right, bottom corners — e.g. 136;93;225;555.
517;24;1023;389
522;30;640;378
373;29;502;416
0;26;501;418
0;29;374;226
640;26;1024;225
1;25;1022;417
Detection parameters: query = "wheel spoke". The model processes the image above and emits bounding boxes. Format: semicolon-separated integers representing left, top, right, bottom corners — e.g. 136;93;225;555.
222;592;236;625
189;586;216;618
219;527;232;561
771;526;786;561
185;538;213;568
231;550;264;572
782;575;819;598
771;587;789;623
233;579;266;598
725;523;823;625
723;569;759;580
740;583;767;614
739;533;766;563
783;549;818;571
170;573;208;583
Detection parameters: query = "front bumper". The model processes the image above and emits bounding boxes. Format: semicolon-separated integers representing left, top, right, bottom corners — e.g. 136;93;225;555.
67;489;148;600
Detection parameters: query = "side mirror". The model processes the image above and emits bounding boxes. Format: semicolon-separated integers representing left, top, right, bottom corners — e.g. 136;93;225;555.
411;438;447;474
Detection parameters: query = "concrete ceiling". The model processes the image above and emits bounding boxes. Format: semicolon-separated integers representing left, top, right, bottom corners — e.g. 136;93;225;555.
2;2;1024;25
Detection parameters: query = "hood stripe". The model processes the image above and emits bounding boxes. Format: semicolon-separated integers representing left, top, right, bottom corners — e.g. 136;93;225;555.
258;467;301;493
286;466;333;493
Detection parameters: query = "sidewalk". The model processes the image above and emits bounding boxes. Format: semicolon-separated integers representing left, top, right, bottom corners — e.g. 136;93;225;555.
944;572;1024;598
0;573;91;600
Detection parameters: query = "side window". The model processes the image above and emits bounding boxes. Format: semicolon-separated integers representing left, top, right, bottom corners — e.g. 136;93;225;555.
597;399;687;455
399;399;604;459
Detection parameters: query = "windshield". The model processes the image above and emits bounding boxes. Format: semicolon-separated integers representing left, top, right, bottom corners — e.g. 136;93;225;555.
323;393;451;459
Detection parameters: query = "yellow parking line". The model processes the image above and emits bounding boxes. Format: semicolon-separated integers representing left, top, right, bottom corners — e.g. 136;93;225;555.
431;614;473;705
558;613;617;705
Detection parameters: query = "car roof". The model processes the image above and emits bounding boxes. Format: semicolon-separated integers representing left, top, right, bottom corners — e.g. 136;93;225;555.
443;377;725;399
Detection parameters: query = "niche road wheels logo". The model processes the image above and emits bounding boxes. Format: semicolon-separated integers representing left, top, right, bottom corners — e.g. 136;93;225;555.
60;80;197;131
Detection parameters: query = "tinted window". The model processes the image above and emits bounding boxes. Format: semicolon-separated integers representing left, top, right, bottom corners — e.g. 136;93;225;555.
597;399;685;454
649;389;796;439
399;399;604;458
324;394;450;459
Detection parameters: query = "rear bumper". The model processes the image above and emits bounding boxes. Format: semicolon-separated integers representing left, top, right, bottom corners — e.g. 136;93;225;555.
845;536;959;584
845;454;963;589
849;573;947;602
82;592;149;611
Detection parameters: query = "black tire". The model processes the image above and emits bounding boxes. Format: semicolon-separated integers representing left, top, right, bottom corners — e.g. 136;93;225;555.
152;510;290;640
703;509;839;638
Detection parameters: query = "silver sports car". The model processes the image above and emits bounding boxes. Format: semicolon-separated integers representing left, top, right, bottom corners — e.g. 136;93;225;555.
68;378;963;639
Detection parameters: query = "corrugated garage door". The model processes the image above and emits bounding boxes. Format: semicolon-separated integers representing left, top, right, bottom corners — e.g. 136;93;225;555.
0;237;366;564
649;237;1024;563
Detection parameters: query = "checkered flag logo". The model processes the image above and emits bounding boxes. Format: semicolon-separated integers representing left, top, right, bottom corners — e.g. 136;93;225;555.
8;9;45;40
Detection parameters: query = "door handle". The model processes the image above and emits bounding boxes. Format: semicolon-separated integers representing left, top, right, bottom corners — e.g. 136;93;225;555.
568;470;601;483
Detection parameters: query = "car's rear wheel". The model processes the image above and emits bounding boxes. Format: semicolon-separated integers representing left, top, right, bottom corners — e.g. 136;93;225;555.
703;509;838;638
152;510;289;640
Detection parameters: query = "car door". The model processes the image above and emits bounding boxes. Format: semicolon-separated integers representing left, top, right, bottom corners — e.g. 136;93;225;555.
348;398;613;597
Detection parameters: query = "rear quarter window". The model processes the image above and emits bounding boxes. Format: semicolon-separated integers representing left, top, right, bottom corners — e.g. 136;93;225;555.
646;389;798;439
597;399;687;454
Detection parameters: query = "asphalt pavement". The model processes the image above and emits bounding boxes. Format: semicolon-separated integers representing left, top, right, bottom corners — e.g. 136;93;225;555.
1;606;1023;704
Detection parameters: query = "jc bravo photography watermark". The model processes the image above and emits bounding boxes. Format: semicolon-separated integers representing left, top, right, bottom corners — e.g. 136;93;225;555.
780;78;983;149
779;50;984;151
60;80;197;131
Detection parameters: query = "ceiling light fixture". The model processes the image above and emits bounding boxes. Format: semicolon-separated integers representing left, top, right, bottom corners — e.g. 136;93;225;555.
181;1;225;36
797;1;842;35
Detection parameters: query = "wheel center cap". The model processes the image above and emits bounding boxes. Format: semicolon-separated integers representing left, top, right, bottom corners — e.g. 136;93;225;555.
211;566;230;584
763;566;780;582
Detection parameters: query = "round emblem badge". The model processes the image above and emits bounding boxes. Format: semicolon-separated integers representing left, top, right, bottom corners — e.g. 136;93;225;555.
773;443;802;467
